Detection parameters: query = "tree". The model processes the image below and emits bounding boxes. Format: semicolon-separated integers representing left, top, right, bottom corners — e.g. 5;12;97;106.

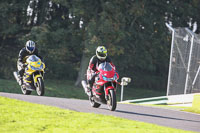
0;0;200;91
0;0;29;78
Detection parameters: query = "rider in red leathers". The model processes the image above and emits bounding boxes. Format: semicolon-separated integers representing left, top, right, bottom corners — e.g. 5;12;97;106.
86;46;115;95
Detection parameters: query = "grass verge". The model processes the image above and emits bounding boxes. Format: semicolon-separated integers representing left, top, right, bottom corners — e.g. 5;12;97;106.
183;94;200;114
0;96;194;133
0;79;88;99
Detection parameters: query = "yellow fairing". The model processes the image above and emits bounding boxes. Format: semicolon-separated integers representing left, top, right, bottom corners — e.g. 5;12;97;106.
23;74;32;83
24;55;45;84
34;74;43;83
26;65;34;74
26;59;45;75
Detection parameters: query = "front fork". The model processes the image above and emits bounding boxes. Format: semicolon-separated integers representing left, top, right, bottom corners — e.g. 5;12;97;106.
104;82;115;100
33;72;43;87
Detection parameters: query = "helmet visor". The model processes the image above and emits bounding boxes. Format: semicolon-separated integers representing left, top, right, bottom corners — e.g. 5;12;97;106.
97;52;107;57
27;47;35;53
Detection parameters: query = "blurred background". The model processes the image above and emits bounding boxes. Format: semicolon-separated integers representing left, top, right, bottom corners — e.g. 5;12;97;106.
0;0;200;99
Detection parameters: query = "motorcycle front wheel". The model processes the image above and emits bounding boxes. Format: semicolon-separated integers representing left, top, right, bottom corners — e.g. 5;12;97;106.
36;77;45;96
107;89;117;111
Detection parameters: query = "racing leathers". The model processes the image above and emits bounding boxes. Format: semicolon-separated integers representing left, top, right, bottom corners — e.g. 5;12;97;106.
17;47;42;85
87;55;115;89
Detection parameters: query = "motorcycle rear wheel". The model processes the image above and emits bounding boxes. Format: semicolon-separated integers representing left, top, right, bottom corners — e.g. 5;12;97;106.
107;89;117;111
36;77;45;96
89;96;101;108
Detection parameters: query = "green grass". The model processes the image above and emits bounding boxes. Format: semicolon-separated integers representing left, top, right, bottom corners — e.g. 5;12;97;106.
0;79;88;99
0;78;165;101
183;94;200;114
0;96;194;133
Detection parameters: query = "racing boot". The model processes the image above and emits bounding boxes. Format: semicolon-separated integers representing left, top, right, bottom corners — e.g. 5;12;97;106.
18;75;23;86
86;84;92;96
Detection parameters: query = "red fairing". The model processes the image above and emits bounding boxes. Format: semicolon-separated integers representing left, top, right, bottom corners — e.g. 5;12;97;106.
99;68;115;78
96;67;116;86
105;86;115;95
96;79;107;86
101;67;119;80
92;87;102;95
92;62;119;96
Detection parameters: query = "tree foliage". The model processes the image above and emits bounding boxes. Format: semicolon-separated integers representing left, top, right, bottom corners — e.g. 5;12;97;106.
0;0;200;90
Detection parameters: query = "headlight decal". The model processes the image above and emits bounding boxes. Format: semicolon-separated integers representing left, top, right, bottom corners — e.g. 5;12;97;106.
30;64;43;70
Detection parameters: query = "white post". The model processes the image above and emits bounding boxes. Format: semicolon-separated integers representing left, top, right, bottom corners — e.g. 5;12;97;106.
184;28;194;94
192;65;200;88
165;23;175;96
120;77;131;102
121;84;124;102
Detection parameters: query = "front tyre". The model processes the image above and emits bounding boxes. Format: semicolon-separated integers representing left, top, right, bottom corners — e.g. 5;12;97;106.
36;77;45;96
107;89;117;111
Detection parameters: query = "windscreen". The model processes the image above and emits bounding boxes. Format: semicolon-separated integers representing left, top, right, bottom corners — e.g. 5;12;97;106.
28;55;39;62
98;62;112;71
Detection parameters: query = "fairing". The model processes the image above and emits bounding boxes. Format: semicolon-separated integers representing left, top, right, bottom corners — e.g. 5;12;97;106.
26;55;45;74
93;62;119;95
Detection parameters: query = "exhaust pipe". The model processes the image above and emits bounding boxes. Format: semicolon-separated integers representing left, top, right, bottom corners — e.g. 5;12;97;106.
81;80;88;93
13;71;19;83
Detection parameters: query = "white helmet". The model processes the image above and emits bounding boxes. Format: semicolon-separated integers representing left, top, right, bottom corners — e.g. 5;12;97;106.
96;46;107;61
25;40;35;53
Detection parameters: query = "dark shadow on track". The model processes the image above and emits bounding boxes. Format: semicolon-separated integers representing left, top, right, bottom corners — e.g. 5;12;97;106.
115;110;200;123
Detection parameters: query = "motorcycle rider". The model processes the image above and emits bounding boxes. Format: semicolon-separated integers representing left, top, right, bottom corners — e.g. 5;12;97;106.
86;46;115;95
17;40;42;85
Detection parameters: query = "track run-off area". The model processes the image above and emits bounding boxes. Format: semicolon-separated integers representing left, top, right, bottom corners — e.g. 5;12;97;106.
0;92;200;132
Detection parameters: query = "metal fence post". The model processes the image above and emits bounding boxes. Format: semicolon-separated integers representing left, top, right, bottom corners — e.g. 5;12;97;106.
192;65;200;88
165;23;175;96
184;28;195;94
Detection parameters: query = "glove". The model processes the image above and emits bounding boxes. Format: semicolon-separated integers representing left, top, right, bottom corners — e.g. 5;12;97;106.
23;64;27;68
20;63;27;69
95;71;100;74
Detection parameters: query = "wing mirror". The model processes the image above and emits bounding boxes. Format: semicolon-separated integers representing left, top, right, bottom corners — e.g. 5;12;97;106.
120;77;131;101
121;77;131;86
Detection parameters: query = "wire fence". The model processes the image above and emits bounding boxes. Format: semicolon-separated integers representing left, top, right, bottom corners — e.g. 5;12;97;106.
166;24;200;95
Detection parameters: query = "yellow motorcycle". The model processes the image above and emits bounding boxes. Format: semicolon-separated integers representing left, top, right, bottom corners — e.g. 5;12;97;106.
13;55;45;96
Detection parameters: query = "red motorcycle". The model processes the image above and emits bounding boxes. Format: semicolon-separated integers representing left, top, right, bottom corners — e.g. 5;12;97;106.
82;62;119;111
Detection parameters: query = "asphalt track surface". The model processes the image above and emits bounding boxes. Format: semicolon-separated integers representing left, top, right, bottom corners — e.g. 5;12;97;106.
0;92;200;132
